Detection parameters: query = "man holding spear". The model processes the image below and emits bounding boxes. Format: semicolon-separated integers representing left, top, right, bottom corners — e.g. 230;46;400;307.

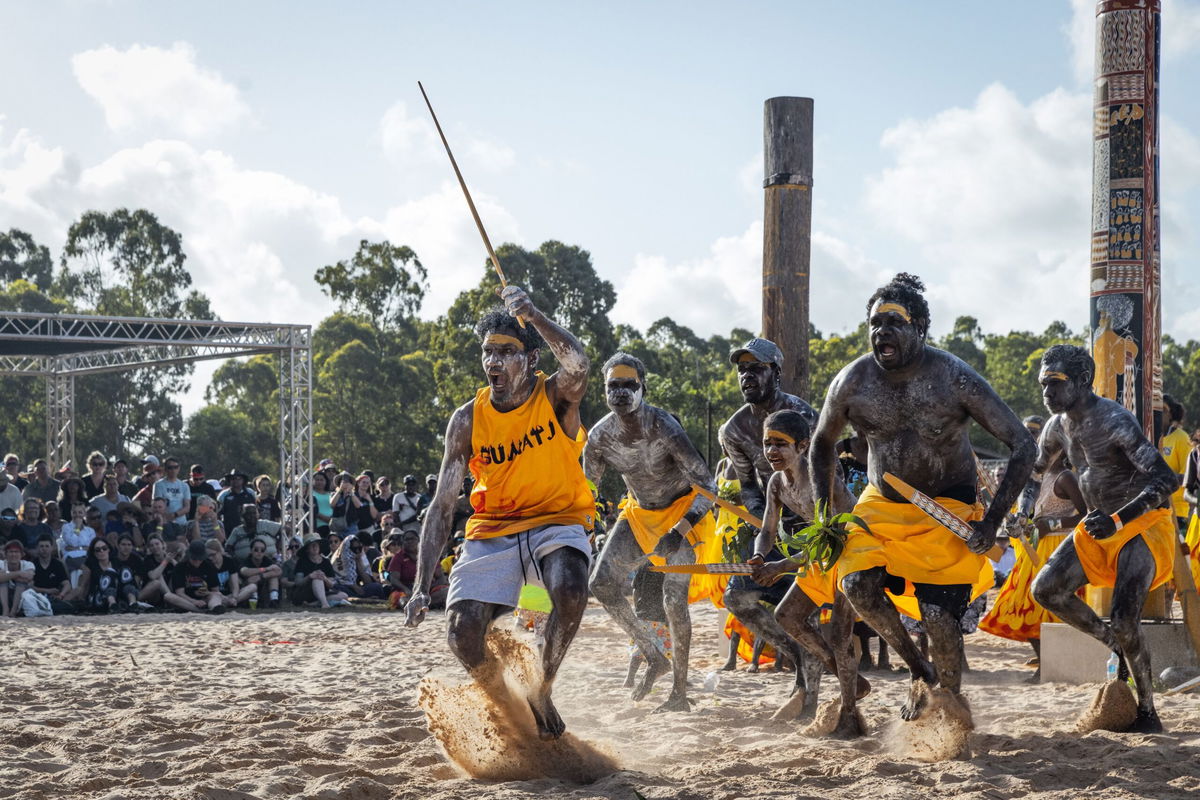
405;83;593;741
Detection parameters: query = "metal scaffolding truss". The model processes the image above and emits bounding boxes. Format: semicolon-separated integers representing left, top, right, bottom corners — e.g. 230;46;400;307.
0;311;313;540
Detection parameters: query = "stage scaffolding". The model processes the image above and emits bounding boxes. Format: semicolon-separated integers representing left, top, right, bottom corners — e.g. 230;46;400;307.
0;311;313;540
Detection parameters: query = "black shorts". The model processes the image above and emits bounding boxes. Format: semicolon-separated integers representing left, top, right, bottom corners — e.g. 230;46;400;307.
883;571;971;619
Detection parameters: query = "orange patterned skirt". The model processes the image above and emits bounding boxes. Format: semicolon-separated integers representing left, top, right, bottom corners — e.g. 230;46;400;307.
978;533;1067;642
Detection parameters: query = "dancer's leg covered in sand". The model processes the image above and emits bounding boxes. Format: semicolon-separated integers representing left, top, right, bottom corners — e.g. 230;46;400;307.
842;567;937;719
723;584;807;696
536;547;590;738
1032;533;1160;731
658;541;694;712
589;518;674;702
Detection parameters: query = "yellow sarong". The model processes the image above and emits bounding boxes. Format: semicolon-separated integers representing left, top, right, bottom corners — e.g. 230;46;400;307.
840;484;994;620
979;532;1066;642
1185;513;1200;591
617;489;719;605
1072;507;1175;590
794;566;837;608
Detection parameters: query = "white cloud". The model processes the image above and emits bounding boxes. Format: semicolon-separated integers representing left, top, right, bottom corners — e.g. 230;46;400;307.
371;181;523;317
379;101;515;176
1068;0;1200;84
863;79;1200;342
610;221;884;340
71;43;249;137
865;83;1095;335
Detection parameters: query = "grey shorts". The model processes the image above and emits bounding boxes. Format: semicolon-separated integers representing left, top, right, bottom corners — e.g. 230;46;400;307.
446;523;592;609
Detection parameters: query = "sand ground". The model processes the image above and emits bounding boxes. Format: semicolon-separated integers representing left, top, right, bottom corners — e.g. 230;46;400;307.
1;601;1198;800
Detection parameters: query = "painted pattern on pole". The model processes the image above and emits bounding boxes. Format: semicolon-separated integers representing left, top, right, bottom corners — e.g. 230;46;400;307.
1089;0;1162;440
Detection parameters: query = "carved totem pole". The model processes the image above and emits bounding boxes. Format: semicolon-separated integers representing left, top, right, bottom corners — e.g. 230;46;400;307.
1089;0;1162;440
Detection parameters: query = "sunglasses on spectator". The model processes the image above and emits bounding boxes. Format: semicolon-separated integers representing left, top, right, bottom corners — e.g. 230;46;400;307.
94;545;109;552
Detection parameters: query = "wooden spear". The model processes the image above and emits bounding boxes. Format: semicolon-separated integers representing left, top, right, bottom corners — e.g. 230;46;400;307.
417;80;524;327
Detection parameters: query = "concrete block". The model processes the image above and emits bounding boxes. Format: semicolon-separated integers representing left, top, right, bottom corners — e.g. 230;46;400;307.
1042;621;1199;684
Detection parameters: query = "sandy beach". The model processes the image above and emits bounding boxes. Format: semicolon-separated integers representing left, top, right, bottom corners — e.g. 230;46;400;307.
2;600;1198;800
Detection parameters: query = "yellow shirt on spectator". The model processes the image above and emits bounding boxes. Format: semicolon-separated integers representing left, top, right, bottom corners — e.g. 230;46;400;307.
1161;426;1191;519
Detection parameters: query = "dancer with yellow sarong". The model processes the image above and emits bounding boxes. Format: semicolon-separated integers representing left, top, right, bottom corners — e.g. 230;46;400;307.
1028;345;1181;733
810;274;1036;722
749;409;870;736
979;458;1086;681
585;353;716;712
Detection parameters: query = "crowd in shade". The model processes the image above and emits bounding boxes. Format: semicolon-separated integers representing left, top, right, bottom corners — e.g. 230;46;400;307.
0;452;467;617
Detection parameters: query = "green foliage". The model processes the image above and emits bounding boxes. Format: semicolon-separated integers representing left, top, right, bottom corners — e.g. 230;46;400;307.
175;405;276;478
1162;335;1200;430
808;322;868;409
777;501;870;573
0;229;53;290
314;240;427;334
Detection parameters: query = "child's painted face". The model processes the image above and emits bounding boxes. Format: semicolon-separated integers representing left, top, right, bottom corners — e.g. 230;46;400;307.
762;431;809;471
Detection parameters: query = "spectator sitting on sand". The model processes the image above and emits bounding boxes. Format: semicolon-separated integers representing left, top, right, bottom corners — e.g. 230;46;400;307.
14;497;51;557
292;533;350;609
205;538;256;607
0;539;35;617
165;540;224;614
332;532;385;599
60;502;96;581
239;539;282;608
79;537;118;613
388;530;448;610
189;496;225;545
112;534;149;611
137;534;175;607
31;533;72;613
226;504;280;561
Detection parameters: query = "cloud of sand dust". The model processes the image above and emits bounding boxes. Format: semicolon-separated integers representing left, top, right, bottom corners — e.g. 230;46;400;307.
1077;681;1138;733
886;683;974;762
417;630;619;783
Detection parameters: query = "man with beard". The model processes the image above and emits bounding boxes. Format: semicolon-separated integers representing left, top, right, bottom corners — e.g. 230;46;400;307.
810;273;1035;720
405;286;594;741
718;338;820;700
1030;345;1178;732
585;353;717;712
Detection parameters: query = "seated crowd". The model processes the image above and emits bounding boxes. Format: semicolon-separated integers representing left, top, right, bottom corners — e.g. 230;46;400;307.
0;451;462;617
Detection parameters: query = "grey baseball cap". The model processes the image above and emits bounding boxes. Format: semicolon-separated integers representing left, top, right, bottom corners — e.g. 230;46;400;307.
729;338;783;368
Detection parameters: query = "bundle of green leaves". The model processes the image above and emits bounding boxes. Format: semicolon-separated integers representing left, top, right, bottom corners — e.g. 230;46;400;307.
778;500;871;574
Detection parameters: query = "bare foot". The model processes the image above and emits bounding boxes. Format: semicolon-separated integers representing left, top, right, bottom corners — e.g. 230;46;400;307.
830;709;867;739
1128;708;1164;733
631;652;670;701
653;692;692;713
899;671;935;721
720;652;738;671
528;689;566;740
747;662;760;674
623;654;643;689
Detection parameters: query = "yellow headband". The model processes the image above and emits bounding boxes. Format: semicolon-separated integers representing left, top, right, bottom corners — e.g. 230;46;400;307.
607;365;640;381
483;333;525;351
876;302;912;322
1041;370;1069;382
737;352;762;364
765;429;796;444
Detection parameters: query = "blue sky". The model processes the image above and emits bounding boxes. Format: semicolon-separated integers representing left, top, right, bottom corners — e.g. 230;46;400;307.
3;1;1200;409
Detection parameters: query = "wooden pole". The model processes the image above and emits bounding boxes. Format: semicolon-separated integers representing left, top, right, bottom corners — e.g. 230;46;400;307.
762;97;813;399
1087;1;1161;442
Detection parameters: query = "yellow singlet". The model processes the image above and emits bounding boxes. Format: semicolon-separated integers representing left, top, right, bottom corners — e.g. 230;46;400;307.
466;372;594;539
